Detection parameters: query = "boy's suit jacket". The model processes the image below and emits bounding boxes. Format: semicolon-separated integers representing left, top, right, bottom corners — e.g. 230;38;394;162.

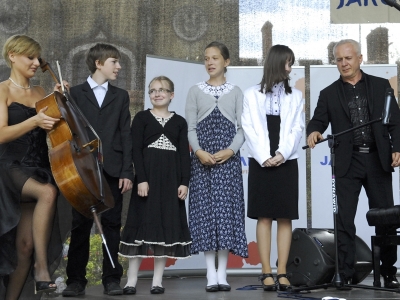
70;81;133;181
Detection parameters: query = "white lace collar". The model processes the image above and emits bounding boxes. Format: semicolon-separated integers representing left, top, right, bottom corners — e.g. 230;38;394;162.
197;81;235;98
150;110;174;121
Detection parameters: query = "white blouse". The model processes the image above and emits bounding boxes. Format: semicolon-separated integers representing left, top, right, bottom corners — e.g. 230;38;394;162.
265;82;284;116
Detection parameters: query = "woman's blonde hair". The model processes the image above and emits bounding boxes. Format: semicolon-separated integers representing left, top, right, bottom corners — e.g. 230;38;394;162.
2;35;41;68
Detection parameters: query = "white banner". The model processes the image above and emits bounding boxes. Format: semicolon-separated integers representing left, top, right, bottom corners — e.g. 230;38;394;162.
331;0;400;24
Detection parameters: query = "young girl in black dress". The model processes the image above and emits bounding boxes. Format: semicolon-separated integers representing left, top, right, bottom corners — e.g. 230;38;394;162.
119;76;191;295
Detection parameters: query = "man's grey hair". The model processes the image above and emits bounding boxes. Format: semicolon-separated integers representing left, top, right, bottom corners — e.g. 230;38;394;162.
333;39;361;58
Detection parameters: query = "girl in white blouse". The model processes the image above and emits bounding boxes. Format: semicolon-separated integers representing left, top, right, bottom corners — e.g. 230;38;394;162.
242;45;304;291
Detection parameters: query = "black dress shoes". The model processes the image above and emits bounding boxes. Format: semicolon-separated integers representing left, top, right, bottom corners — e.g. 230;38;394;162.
383;274;400;289
205;284;219;292
258;273;276;291
123;286;137;295
218;284;231;291
62;282;85;297
150;286;165;294
103;282;123;295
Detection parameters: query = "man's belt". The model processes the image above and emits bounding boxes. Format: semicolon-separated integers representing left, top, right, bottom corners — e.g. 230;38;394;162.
353;144;377;153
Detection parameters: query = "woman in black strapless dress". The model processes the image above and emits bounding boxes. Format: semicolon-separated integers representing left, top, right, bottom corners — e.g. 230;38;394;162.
0;35;62;300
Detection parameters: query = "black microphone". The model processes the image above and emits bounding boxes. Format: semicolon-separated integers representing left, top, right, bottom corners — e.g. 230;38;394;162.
385;0;400;11
382;87;394;125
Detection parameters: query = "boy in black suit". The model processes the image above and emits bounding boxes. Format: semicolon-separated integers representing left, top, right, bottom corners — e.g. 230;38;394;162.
62;43;133;296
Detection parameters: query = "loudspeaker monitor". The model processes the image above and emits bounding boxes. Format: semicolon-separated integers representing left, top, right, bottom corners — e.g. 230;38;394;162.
286;228;372;286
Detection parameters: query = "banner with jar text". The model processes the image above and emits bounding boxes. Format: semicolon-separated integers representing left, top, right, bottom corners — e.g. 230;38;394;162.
331;0;400;23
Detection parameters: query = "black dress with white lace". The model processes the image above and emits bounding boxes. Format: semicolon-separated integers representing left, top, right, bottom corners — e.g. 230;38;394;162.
119;109;191;258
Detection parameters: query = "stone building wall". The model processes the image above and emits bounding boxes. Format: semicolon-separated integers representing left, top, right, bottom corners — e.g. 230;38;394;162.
0;0;240;113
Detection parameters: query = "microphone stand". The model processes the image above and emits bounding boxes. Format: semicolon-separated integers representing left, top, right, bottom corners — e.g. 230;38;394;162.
288;116;400;293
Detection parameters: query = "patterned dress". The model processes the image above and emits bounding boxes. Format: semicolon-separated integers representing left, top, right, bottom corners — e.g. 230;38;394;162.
188;82;248;257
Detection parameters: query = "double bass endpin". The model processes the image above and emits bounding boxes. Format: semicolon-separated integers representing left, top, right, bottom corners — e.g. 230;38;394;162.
91;207;115;268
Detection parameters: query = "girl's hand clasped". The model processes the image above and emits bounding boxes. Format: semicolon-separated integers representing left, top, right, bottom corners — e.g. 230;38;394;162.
196;149;234;165
263;153;284;167
196;149;216;165
214;149;234;164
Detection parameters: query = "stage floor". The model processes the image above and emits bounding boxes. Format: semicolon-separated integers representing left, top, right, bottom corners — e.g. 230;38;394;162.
54;275;400;300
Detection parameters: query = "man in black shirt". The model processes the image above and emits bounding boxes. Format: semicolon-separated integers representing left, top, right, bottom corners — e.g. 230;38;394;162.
307;39;400;288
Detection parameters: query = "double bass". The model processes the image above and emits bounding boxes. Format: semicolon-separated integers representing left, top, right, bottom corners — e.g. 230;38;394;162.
36;59;115;265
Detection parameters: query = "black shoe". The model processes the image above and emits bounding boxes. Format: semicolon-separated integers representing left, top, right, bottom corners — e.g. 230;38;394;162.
383;274;400;289
276;274;291;291
205;284;219;292
103;282;123;295
62;282;85;297
123;286;136;295
258;273;276;291
35;281;57;294
150;286;165;294
218;284;231;291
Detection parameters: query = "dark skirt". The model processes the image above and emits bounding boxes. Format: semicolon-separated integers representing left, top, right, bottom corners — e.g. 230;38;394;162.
247;115;299;220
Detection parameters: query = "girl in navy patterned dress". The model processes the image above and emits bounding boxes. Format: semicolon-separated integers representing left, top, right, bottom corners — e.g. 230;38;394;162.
119;76;191;295
185;41;248;292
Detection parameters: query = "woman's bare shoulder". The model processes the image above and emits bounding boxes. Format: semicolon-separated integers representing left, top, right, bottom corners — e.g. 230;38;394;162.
0;81;10;103
32;85;46;98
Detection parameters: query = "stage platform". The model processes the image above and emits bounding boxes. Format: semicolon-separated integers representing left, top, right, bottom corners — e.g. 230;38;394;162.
51;275;400;300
